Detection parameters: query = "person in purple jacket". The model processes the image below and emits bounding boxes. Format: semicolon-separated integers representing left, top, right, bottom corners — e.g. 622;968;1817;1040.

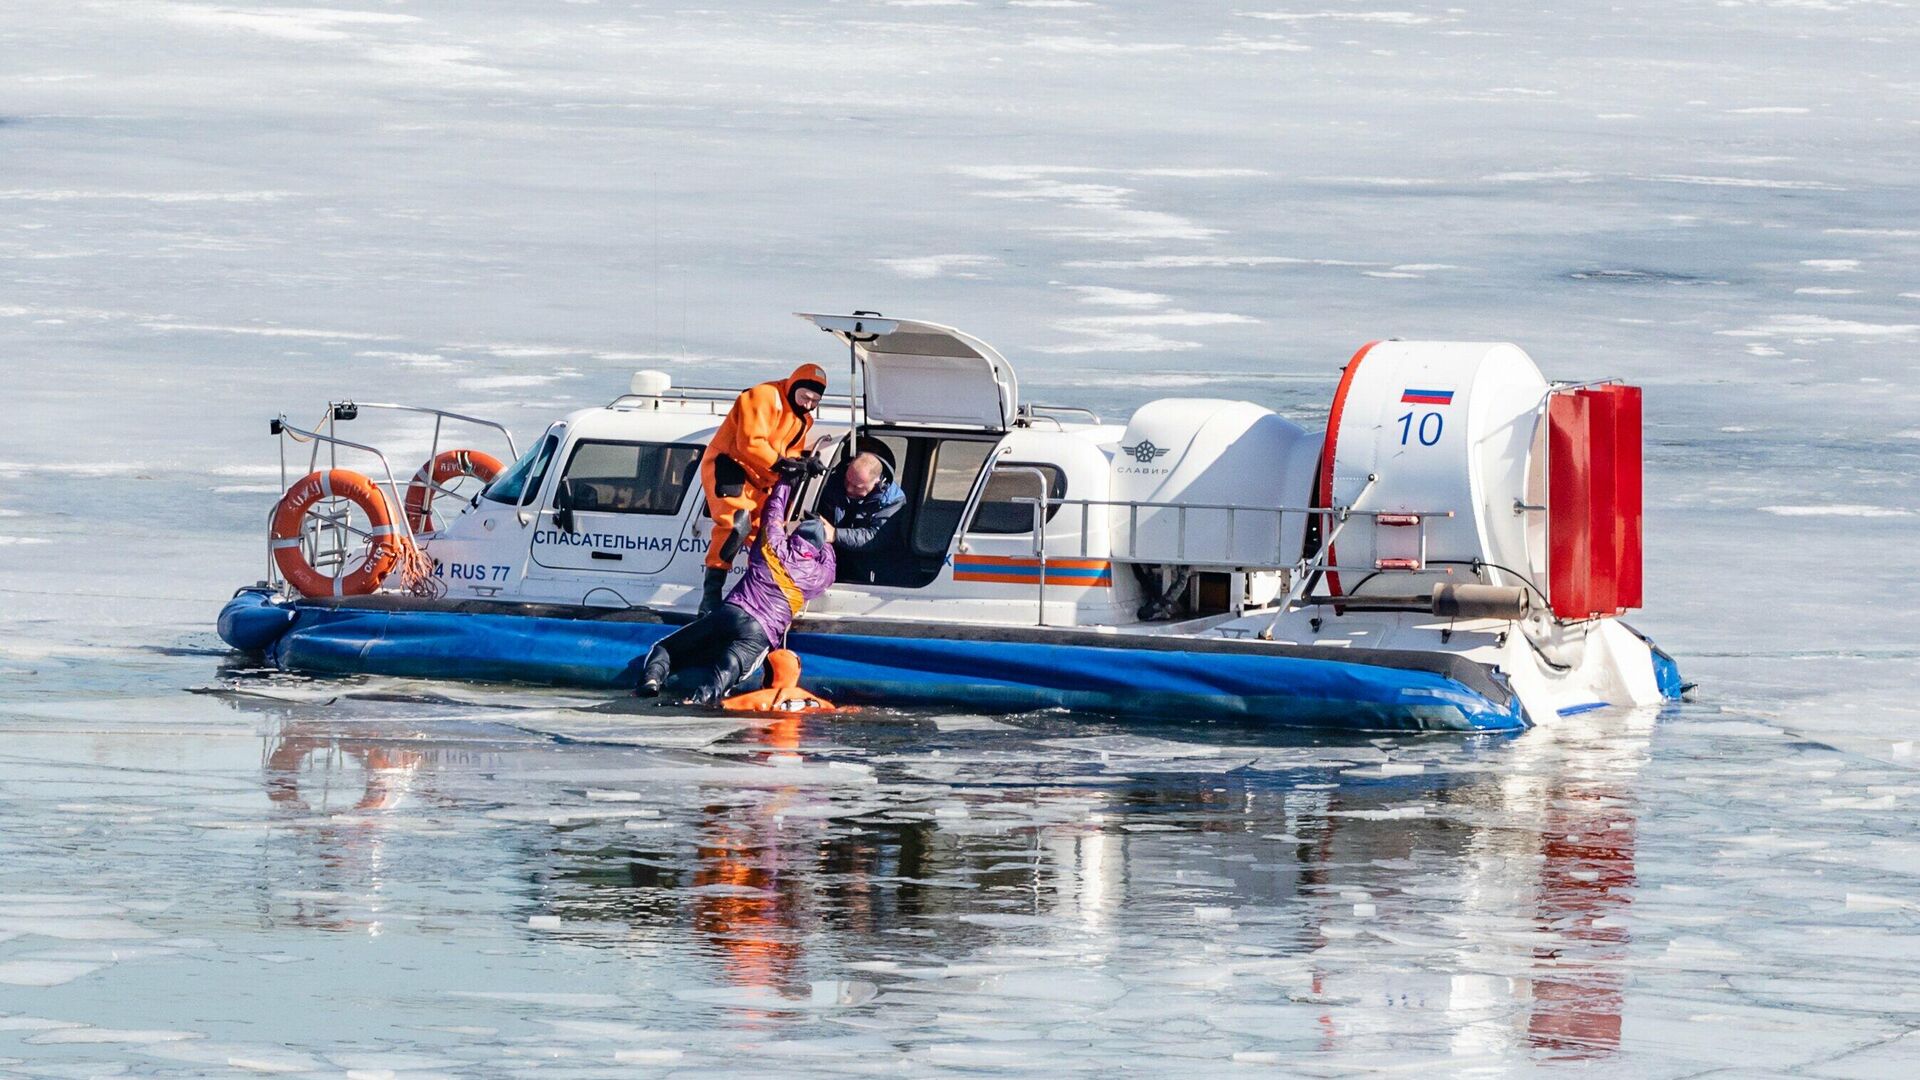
635;472;837;705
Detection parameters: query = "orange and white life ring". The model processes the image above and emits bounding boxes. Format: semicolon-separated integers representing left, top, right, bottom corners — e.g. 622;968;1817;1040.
271;469;402;598
403;449;503;533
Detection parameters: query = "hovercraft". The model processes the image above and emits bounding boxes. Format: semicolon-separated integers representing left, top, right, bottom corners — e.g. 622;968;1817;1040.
218;314;1683;732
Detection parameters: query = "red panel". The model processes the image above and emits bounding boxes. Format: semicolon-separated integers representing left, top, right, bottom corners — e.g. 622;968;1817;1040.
1548;393;1593;619
1608;386;1644;610
1550;385;1645;620
1581;390;1620;615
1581;385;1645;615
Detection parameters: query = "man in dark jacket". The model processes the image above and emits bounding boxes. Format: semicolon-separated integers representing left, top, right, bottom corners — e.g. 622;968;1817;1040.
637;476;836;705
820;452;906;582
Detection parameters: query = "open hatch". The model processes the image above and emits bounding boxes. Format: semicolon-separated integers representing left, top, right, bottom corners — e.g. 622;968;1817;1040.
797;313;1018;432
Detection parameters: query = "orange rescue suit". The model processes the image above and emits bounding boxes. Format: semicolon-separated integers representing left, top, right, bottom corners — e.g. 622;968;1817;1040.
722;649;841;714
699;363;828;570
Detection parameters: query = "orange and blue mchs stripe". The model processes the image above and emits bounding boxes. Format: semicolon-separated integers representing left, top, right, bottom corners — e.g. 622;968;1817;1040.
952;555;1112;587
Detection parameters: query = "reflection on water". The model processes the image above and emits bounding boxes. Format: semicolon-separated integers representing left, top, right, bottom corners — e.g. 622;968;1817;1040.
4;678;1914;1076
239;698;1654;1063
1528;764;1637;1059
259;729;432;936
266;733;426;814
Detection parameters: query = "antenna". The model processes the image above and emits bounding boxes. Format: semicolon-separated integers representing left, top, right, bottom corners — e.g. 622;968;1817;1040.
651;167;661;357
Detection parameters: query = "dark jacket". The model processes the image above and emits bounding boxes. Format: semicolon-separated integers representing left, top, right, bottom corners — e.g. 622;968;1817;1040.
821;475;906;574
725;479;836;644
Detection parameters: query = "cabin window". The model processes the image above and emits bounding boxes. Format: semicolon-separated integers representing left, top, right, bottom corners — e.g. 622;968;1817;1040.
967;463;1067;535
482;432;560;506
911;438;995;555
555;440;704;515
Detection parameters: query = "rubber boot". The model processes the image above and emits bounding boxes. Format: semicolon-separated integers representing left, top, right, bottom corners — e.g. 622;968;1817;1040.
634;645;672;697
717;509;750;564
685;653;748;708
696;566;728;616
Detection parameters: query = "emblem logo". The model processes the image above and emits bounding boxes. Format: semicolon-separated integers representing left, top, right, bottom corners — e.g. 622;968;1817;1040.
1120;440;1170;464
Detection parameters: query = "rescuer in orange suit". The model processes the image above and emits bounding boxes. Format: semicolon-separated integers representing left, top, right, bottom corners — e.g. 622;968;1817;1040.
698;362;829;614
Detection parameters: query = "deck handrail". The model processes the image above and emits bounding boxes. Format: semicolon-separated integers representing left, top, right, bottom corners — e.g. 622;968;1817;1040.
996;491;1452;566
335;402;519;461
322;402;518;528
606;385;860;413
1021;403;1104;426
268;417;419;593
993;473;1464;626
997;466;1055;626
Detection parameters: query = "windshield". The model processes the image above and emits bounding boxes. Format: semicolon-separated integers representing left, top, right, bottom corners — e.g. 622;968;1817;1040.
482;430;560;505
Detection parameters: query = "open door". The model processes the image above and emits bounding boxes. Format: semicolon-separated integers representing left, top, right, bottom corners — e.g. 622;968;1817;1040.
797;313;1018;431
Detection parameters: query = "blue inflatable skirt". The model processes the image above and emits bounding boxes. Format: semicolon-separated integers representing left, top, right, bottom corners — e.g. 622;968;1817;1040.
217;591;1529;733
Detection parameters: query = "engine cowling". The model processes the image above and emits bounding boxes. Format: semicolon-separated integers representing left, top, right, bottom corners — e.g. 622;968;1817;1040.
1320;340;1643;622
1320;340;1548;600
1108;398;1321;570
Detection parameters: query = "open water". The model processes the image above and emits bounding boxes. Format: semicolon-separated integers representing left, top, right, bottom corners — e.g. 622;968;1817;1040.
2;1;1918;1075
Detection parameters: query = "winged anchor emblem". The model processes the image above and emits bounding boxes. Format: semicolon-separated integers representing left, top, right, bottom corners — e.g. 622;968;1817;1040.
1120;439;1171;464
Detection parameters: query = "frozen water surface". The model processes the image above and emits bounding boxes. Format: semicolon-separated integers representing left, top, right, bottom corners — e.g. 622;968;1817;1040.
3;0;1919;1074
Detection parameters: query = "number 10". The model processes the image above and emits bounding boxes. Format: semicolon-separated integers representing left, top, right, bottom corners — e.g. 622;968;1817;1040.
1397;411;1444;446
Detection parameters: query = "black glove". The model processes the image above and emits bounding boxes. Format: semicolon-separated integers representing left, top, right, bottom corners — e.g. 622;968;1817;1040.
802;455;828;479
772;456;808;480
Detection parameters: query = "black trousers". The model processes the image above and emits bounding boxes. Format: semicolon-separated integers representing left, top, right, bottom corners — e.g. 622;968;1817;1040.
642;604;771;705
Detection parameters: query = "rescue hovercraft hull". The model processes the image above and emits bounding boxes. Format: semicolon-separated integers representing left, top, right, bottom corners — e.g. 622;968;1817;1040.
224;321;1687;733
218;590;1530;732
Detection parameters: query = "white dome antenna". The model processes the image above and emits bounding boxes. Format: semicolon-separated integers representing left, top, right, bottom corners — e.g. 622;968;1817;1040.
629;369;672;397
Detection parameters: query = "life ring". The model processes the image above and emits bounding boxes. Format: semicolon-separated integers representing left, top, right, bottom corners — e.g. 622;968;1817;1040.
271;469;402;598
403;449;503;533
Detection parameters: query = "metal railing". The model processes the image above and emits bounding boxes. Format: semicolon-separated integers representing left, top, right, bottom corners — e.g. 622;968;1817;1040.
342;401;517;456
606;385;859;414
1016;404;1104;431
318;403;518;531
267;402;516;593
999;466;1055;626
267;419;418;593
607;387;1100;432
995;480;1446;565
1025;404;1103;425
281;402;517;495
985;473;1459;628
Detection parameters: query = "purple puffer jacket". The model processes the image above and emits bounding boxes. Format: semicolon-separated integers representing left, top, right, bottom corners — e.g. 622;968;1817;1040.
725;478;836;644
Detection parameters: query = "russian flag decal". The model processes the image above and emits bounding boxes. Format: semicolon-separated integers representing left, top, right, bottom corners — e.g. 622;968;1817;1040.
1400;388;1455;405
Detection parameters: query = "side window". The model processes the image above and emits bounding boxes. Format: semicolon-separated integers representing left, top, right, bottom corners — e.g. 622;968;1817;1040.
968;463;1066;535
482;432;560;506
556;441;704;515
911;439;994;555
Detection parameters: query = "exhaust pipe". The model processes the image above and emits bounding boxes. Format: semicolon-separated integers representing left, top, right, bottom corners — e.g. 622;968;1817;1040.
1431;583;1531;620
